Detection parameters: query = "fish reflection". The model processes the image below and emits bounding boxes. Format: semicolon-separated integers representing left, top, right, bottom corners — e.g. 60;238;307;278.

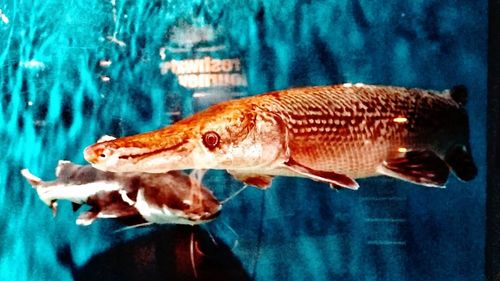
21;161;221;226
59;226;251;281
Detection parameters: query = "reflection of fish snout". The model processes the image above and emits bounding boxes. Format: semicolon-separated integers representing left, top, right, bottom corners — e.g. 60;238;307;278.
186;199;222;224
200;201;222;222
202;207;221;221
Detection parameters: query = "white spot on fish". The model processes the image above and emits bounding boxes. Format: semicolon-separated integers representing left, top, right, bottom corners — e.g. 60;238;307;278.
321;119;327;124
312;127;317;132
306;127;312;133
393;117;408;123
315;119;321;124
334;120;340;125
354;83;364;87
325;127;331;132
343;83;353;88
398;147;408;153
328;119;334;125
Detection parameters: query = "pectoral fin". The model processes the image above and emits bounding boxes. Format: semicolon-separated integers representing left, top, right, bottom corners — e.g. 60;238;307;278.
284;157;359;190
72;202;82;212
76;211;98;226
228;171;273;189
377;150;449;187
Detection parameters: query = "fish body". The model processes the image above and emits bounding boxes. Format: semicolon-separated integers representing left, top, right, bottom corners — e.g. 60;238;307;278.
84;84;477;189
21;161;221;225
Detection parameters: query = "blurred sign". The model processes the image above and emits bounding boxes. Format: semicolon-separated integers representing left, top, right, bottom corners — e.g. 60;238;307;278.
159;17;247;114
159;56;247;89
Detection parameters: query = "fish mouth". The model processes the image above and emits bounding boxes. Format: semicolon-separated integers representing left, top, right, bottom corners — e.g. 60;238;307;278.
198;208;221;221
183;208;221;224
116;139;190;161
176;197;222;224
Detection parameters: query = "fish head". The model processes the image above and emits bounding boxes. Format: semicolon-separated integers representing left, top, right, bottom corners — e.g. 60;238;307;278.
84;129;196;173
84;101;287;173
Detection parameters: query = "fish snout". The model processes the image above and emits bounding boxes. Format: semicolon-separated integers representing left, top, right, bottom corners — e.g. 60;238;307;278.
83;145;100;164
84;143;112;165
201;204;222;221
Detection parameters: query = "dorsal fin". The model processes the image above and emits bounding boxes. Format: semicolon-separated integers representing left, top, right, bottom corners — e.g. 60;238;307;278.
97;135;116;143
450;85;468;106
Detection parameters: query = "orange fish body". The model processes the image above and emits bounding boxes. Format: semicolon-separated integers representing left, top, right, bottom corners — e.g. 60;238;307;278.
84;84;477;189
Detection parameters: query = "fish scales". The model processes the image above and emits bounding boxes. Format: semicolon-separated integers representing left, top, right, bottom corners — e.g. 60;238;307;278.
249;85;460;178
84;83;475;189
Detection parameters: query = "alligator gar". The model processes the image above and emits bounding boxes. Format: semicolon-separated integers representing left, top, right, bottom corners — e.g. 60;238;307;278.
84;84;477;189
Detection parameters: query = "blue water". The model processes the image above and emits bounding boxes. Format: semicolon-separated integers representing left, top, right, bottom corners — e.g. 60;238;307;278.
0;1;487;280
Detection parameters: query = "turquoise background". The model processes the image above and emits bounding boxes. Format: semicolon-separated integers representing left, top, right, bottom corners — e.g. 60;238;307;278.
0;1;487;280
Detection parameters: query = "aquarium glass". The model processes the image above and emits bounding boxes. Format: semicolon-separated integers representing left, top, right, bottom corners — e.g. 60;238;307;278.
0;0;487;280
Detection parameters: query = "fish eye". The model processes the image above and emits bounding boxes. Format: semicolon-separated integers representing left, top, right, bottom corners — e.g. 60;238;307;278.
98;148;110;159
202;131;220;150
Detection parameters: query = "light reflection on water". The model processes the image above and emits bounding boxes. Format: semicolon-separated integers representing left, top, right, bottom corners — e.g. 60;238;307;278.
0;0;487;280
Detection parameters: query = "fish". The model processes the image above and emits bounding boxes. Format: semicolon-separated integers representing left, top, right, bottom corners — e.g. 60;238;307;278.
83;84;477;190
21;161;221;226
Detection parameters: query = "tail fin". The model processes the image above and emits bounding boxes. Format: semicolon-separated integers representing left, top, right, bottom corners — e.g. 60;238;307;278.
445;85;477;182
20;169;42;186
20;169;58;215
445;145;477;182
450;85;468;106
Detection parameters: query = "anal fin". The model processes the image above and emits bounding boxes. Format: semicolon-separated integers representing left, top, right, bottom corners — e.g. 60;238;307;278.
228;171;273;189
378;150;450;187
284;157;359;190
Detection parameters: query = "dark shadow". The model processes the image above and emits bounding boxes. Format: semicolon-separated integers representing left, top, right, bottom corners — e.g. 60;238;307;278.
62;226;251;281
488;0;500;280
